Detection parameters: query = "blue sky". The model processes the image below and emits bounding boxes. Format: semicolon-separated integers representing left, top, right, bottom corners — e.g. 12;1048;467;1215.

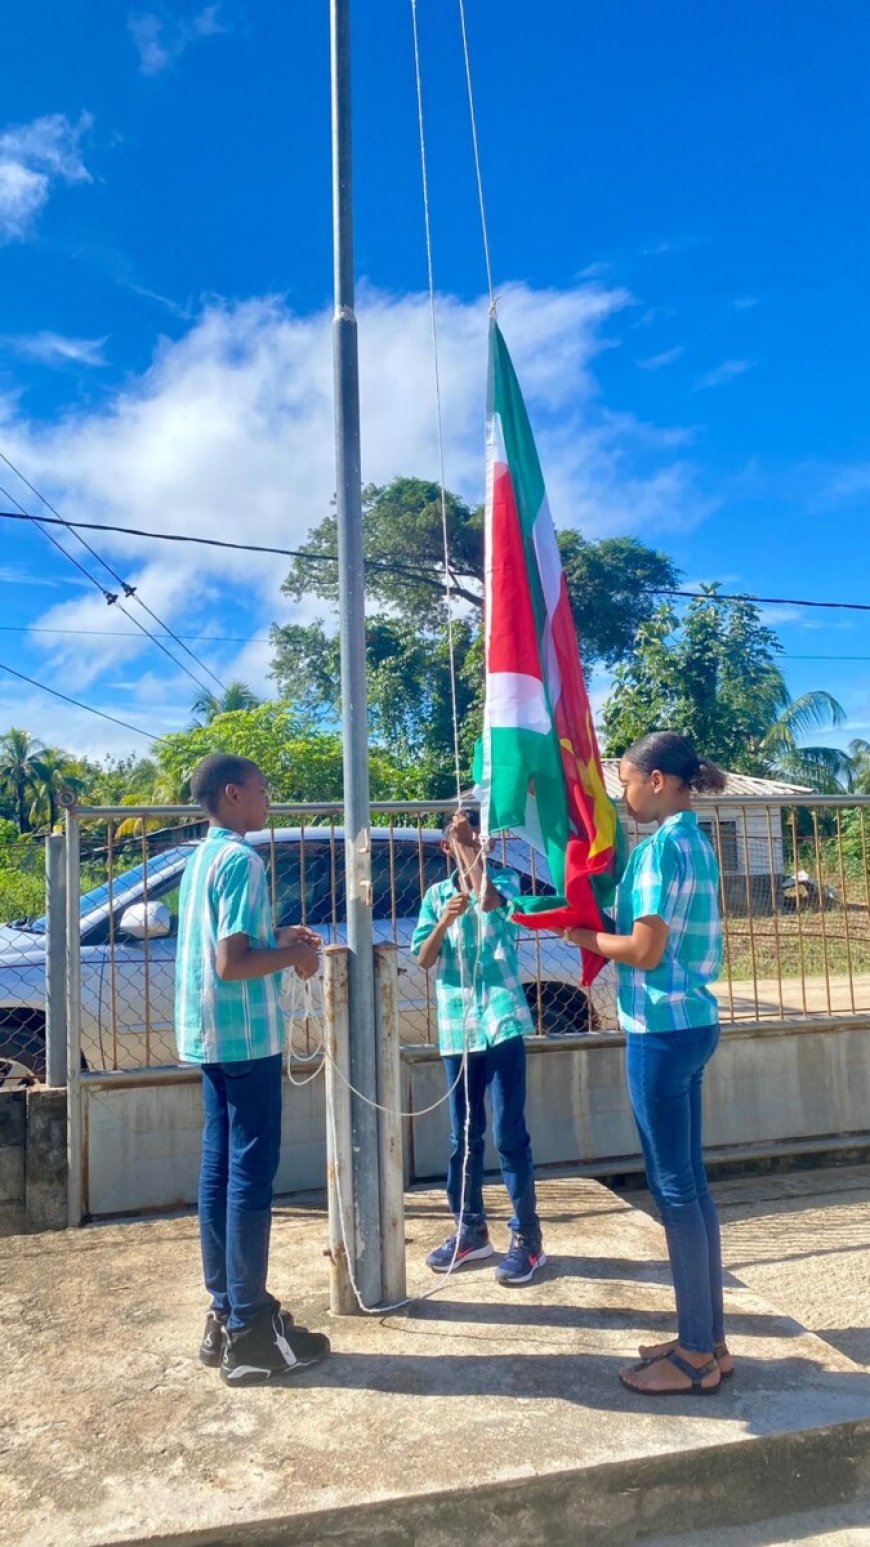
2;0;870;760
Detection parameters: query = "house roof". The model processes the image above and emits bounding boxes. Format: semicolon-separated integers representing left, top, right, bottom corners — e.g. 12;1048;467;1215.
599;759;810;800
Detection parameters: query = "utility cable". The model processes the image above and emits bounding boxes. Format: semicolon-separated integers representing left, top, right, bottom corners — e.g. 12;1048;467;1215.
0;458;226;693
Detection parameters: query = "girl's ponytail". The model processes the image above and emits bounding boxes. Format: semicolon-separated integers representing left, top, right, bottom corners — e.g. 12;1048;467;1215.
623;731;727;795
690;757;727;796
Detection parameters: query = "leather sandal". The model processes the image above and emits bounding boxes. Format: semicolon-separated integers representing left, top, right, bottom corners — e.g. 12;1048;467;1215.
619;1350;721;1397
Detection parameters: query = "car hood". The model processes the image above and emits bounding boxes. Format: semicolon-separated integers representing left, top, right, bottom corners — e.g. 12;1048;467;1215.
0;924;45;965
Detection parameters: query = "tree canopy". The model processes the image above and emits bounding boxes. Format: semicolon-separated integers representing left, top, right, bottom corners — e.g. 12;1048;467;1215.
603;586;851;788
272;476;679;791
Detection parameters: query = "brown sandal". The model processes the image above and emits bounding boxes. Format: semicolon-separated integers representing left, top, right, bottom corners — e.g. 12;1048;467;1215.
620;1351;722;1397
638;1338;734;1378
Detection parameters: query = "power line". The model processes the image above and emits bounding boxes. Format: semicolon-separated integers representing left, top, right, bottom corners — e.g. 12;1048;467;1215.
0;482;219;698
655;588;870;615
0;460;227;694
0;661;162;743
0;625;272;644
3;505;870;617
0;483;113;596
0;508;467;594
0;623;868;664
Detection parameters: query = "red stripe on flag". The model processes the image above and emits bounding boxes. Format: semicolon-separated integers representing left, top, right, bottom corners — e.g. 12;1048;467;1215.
487;465;542;680
551;575;615;875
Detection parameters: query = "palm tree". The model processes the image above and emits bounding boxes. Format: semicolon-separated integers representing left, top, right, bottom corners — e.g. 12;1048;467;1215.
190;681;261;726
845;738;870;794
0;729;46;833
760;691;853;791
28;748;87;831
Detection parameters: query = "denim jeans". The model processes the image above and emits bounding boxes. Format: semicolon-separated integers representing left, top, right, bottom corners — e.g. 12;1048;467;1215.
626;1024;724;1354
198;1053;283;1332
442;1035;540;1244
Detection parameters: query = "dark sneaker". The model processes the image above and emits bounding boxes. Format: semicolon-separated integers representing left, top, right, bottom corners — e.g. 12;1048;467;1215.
494;1234;548;1286
220;1309;329;1387
425;1231;495;1274
199;1310;226;1367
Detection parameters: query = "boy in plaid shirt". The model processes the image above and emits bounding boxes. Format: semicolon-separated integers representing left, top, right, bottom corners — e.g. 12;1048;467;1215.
177;754;331;1385
412;810;546;1285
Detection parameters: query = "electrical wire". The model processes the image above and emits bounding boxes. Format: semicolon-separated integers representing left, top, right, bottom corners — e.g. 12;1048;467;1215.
0;660;165;743
0;461;227;694
4;508;870;617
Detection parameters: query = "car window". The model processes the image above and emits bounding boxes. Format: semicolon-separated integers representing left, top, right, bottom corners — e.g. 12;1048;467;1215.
370;841;449;921
273;841;336;928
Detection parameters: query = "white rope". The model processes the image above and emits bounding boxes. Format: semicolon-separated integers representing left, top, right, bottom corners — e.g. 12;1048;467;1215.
410;0;464;807
457;0;495;311
283;970;468;1119
283;929;481;1316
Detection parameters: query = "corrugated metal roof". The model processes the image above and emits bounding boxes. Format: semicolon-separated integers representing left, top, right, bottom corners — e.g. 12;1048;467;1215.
599;760;810;800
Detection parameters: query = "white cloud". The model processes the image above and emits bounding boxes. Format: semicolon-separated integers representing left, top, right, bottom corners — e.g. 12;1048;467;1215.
5;332;108;368
694;358;754;391
733;295;760;310
129;5;226;75
0;113;92;242
637;346;683;371
0;281;714;756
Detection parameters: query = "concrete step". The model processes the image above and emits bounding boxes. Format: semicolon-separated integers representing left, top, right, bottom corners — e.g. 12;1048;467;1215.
3;1177;870;1547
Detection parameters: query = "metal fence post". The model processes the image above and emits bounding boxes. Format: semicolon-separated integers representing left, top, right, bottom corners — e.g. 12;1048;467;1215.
44;833;67;1088
375;944;406;1304
324;946;357;1315
65;811;83;1226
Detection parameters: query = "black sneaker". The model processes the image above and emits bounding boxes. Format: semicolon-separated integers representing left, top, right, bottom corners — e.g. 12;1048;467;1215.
199;1310;226;1367
220;1309;330;1387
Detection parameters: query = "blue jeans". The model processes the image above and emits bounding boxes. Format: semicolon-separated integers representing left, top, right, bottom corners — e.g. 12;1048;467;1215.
626;1024;724;1354
442;1035;540;1245
198;1054;283;1332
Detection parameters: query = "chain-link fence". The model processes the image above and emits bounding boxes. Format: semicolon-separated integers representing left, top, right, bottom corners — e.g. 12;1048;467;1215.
0;838;52;1085
2;796;870;1083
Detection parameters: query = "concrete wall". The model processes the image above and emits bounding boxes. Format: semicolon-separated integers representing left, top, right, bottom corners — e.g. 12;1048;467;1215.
83;1068;326;1217
77;1017;870;1219
0;1087;67;1236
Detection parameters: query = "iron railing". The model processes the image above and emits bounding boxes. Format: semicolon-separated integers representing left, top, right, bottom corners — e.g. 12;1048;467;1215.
1;795;869;1081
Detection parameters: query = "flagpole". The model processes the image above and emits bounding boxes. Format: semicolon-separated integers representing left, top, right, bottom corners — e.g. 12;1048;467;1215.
330;0;382;1307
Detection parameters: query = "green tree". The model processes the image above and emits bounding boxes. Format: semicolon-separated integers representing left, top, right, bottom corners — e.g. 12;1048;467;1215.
272;477;678;785
190;681;262;727
156;701;425;804
603;587;851;788
0;729;46;833
28;748;89;830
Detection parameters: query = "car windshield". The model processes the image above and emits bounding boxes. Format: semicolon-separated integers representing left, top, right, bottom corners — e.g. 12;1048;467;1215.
28;844;193;934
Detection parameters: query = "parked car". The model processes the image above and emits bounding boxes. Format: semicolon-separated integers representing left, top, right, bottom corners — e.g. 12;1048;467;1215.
0;827;602;1085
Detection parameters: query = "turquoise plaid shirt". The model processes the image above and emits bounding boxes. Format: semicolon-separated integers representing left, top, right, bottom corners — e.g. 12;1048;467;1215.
412;866;533;1056
175;827;284;1065
616;811;722;1035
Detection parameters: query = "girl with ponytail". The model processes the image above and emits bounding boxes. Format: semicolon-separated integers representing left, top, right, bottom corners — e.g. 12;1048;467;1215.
565;731;730;1396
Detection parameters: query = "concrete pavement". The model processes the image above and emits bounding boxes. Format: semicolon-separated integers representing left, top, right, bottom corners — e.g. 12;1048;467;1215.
3;1174;870;1547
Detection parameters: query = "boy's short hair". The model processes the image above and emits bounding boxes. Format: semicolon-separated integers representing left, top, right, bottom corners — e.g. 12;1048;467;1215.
441;807;480;836
191;754;261;817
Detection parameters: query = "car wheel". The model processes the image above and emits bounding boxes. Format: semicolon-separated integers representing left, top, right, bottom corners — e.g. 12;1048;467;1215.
523;982;590;1037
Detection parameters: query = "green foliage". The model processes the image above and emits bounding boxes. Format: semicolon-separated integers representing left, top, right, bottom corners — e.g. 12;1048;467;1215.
0;832;44;923
603;587;850;789
0;728;46;833
272;477;678;785
156;700;426;802
190;680;262;727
